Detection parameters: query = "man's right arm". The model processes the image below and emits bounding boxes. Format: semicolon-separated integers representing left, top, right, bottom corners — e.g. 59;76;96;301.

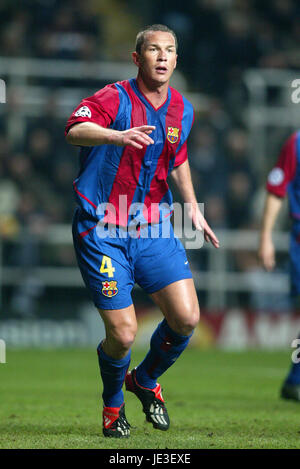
258;133;297;270
258;193;283;271
66;122;155;150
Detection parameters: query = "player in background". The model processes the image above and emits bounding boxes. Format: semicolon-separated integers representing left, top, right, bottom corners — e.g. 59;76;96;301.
65;24;219;437
258;131;300;401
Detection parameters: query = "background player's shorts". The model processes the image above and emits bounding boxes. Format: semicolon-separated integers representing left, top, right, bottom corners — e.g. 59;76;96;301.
72;208;193;310
290;225;300;296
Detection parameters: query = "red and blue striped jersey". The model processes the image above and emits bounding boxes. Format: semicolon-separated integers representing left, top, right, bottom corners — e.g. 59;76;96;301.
266;131;300;221
65;78;194;226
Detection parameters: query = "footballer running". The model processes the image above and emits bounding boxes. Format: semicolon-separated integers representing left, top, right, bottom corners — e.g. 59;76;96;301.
65;24;219;438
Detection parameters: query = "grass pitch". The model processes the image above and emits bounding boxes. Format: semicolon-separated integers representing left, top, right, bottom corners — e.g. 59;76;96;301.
0;348;299;449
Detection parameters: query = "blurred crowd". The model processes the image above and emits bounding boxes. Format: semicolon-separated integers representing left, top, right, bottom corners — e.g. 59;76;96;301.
132;0;300;92
0;0;298;312
0;0;102;61
2;0;299;80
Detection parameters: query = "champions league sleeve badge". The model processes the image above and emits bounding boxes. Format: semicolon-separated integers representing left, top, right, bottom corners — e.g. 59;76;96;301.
267;167;284;186
75;106;92;118
102;280;118;297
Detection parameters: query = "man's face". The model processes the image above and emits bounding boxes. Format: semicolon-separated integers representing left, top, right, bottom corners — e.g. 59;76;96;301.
133;31;177;85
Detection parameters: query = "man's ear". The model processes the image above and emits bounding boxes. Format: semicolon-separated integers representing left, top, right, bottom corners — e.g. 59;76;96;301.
132;51;140;67
174;54;178;70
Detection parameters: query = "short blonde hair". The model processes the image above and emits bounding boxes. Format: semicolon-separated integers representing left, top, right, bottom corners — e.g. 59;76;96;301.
135;24;178;54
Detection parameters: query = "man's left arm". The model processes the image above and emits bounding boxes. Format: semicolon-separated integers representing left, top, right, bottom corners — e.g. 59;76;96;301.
170;160;220;248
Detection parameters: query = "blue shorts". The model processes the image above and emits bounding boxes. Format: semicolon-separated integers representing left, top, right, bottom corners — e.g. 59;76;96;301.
72;208;193;310
290;225;300;296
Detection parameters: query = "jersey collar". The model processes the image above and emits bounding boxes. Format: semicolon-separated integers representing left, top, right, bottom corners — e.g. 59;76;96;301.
129;78;171;112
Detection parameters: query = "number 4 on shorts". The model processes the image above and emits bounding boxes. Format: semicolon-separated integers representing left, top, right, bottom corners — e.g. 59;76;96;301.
100;255;115;278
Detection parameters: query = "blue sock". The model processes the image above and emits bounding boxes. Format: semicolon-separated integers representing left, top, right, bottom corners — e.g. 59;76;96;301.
135;319;193;389
286;334;300;385
97;342;131;407
286;364;300;385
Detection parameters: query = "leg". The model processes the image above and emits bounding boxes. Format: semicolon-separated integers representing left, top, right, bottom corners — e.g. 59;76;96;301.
125;278;199;431
151;278;200;335
97;305;137;438
72;212;137;436
98;304;137;359
135;278;199;388
97;304;137;407
281;334;300;401
281;262;300;401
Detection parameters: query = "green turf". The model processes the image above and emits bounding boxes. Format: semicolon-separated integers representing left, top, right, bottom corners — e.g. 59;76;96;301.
0;347;300;449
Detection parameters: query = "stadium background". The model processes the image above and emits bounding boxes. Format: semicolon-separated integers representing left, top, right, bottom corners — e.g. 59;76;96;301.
0;0;300;350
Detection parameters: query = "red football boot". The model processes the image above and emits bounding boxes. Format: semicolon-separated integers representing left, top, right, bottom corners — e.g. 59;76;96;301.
102;403;130;438
125;369;170;431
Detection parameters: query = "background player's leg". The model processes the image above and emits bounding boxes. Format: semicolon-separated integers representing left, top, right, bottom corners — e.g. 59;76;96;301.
281;335;300;401
97;305;137;407
135;278;199;389
281;295;300;401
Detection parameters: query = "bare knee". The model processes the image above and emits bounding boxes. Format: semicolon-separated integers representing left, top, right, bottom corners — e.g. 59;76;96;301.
98;306;137;359
104;323;137;358
111;327;136;351
182;309;200;335
171;306;200;336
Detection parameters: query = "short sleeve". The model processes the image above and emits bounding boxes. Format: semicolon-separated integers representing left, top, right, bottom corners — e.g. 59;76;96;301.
173;141;188;167
266;133;297;198
65;84;120;136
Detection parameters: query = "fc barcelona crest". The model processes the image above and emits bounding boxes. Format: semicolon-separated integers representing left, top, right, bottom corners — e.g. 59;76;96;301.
167;126;179;144
102;280;118;297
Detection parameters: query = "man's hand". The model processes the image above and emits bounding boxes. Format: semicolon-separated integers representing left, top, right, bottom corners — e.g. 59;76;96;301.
66;122;155;148
258;236;275;271
116;125;155;149
188;204;220;249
